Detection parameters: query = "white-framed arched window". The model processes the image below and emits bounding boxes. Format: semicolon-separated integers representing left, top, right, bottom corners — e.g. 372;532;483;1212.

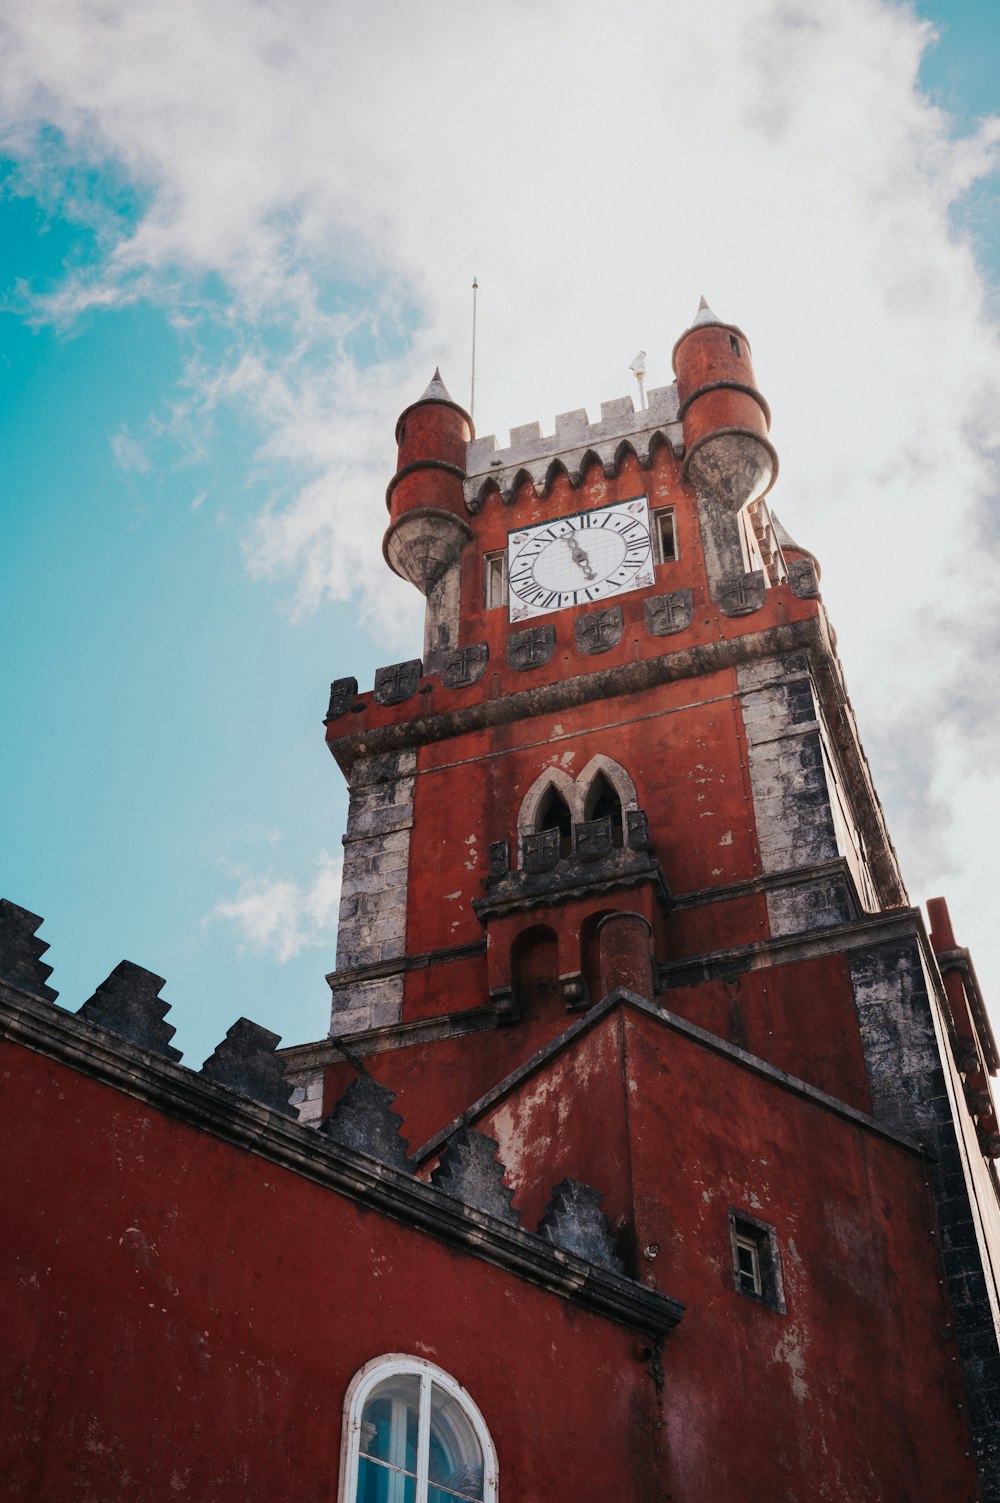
340;1354;499;1503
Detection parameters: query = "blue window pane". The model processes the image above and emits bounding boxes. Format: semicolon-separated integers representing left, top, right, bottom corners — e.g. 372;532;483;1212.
428;1382;484;1501
360;1375;420;1471
358;1456;416;1503
429;1486;482;1503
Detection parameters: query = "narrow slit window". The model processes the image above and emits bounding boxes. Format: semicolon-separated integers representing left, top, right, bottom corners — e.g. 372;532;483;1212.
652;508;677;565
735;1234;762;1296
483;551;507;609
729;334;741;357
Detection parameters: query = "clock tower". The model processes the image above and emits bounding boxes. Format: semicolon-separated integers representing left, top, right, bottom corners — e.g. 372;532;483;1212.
282;299;1000;1502
6;299;1000;1503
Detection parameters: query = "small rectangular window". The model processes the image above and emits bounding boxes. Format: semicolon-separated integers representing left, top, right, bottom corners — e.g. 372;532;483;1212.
735;1234;762;1296
729;334;741;357
483;551;507;609
729;1209;785;1312
652;508;677;565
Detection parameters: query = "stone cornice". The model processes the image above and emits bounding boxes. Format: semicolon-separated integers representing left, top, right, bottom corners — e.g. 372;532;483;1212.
0;981;683;1338
329;620;818;766
281;904;934;1068
326;613;904;908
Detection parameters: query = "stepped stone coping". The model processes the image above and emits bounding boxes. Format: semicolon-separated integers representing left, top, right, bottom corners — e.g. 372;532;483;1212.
0;900;58;1002
77;960;181;1062
0;976;684;1338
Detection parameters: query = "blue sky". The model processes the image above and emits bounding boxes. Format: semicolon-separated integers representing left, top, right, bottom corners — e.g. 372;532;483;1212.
2;0;1000;1066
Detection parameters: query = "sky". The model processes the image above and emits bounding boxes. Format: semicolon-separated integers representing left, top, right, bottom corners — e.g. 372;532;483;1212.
2;0;1000;1068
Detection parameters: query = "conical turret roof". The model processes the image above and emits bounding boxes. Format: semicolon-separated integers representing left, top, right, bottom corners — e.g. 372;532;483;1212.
419;367;454;404
771;511;821;579
691;295;723;328
671;295;752;371
394;366;474;442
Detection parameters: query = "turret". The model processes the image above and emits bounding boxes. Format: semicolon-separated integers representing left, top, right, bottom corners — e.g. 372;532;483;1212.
772;512;821;582
672;299;778;597
383;370;474;669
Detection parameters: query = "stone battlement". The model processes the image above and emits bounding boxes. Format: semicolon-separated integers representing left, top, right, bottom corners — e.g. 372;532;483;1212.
464;383;683;509
0;896;683;1333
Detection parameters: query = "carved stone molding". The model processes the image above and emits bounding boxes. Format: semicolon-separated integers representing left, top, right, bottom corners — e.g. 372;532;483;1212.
327;676;359;720
788;558;820;599
373;659;423;706
522;829;561;874
575;606;623;655
718;571;766;617
508;624;556;672
573;816;614;862
644;589;694;637
441;642;489;688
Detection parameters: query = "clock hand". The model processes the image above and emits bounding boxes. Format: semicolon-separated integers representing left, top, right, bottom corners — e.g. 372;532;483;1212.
563;533;597;581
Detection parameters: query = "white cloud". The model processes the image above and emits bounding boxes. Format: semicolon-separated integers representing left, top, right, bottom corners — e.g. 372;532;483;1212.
109;426;150;473
208;851;343;963
3;0;1000;1008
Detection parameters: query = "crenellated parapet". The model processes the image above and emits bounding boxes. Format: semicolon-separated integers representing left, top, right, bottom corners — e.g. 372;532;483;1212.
0;896;684;1336
464;385;683;511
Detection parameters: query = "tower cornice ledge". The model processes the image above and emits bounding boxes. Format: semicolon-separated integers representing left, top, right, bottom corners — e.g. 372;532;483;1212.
327;613;903;909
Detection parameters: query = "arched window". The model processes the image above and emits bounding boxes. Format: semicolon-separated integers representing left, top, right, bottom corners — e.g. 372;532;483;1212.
511;924;560;1019
341;1355;498;1503
583;771;624;848
536;785;572;858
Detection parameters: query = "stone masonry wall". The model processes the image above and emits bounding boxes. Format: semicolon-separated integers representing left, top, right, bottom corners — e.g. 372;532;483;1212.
737;652;852;937
328;749;415;1036
849;940;1000;1502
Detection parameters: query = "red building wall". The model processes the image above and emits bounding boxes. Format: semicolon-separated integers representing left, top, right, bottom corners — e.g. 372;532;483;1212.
1;1036;663;1503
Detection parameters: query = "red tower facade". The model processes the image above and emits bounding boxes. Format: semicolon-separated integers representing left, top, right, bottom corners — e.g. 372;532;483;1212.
285;300;1000;1499
2;303;999;1502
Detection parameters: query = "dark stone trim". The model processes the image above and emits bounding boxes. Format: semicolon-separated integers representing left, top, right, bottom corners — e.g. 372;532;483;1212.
0;982;682;1338
670;856;855;912
411;986;926;1169
294;906;930;1072
324;938;487;990
676;379;772;427
281;1000;501;1071
474;848;671;921
848;939;1000;1500
659;906;927;990
384;459;467;509
326;613;903;911
329;615;794;758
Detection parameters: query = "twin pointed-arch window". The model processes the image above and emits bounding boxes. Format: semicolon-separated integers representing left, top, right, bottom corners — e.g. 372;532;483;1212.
520;757;632;869
342;1356;498;1503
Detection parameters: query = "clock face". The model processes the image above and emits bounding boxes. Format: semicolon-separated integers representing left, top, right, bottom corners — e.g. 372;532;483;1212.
507;496;655;623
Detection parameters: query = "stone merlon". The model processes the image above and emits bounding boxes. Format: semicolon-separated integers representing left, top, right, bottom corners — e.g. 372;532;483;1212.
464;385;683;509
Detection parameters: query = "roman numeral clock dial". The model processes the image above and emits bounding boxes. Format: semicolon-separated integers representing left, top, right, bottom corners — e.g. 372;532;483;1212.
507;496;655;623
